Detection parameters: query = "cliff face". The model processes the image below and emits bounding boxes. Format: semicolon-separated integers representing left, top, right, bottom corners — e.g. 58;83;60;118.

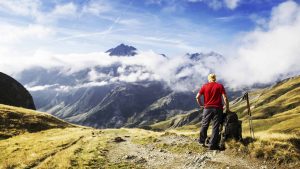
0;72;35;110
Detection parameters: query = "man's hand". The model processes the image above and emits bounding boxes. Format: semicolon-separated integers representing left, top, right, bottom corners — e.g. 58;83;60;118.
222;94;230;113
196;93;203;108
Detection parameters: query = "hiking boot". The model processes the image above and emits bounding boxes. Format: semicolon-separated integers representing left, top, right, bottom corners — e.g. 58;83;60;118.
209;146;220;150
198;141;208;148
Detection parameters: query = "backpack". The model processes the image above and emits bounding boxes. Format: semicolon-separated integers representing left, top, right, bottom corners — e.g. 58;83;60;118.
222;112;242;141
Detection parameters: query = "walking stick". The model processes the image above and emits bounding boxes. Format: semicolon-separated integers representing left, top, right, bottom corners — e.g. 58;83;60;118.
243;92;255;139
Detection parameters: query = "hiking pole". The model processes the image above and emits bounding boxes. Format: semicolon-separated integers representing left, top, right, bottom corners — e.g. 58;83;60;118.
243;92;255;140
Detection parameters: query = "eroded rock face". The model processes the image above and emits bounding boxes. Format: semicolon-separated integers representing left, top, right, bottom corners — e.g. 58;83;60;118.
0;72;35;110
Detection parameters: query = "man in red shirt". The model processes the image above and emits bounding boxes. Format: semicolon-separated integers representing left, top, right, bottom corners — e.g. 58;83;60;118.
196;74;229;150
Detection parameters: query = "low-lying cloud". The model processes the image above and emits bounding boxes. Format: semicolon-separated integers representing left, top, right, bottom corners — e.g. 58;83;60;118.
1;1;299;92
220;1;300;88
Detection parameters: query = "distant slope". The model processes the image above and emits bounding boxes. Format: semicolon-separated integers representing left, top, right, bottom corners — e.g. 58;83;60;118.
0;72;35;109
150;109;202;130
0;104;74;139
72;82;172;128
131;91;199;127
231;75;300;134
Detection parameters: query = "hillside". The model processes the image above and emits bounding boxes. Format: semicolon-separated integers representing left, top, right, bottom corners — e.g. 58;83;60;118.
146;76;300;166
0;104;74;139
0;99;299;168
231;75;300;134
0;72;35;110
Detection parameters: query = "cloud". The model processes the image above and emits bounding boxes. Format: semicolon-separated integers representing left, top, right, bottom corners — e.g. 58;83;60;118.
0;0;299;93
0;0;112;24
187;0;240;10
0;23;54;44
82;0;112;16
220;1;300;88
117;19;141;26
224;0;240;10
0;0;40;17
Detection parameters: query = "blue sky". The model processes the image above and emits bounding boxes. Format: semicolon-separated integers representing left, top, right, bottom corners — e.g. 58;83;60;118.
0;0;300;87
0;0;293;56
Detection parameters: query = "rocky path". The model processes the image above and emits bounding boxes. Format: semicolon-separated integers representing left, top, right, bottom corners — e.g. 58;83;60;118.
106;130;269;169
0;128;275;169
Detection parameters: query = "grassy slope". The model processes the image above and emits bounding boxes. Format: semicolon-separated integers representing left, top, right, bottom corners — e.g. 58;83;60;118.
226;76;300;165
149;76;300;165
0;104;143;168
231;75;300;134
151;76;300;134
0;104;75;139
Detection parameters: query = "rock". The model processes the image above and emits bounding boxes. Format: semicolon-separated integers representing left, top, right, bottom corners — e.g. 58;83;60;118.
0;72;35;109
124;155;137;160
114;137;126;143
159;149;165;153
136;157;147;164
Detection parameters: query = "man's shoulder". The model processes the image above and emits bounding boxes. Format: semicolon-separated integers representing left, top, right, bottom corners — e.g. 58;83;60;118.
215;82;224;86
202;83;210;87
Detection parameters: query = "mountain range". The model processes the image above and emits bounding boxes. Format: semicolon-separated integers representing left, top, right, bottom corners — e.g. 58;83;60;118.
15;44;240;128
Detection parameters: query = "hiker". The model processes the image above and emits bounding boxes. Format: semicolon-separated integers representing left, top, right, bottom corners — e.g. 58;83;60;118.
196;74;230;150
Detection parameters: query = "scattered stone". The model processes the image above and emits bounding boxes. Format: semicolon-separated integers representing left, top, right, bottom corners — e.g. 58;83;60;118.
260;165;268;169
114;137;126;143
125;135;130;138
124;155;137;160
159;149;165;153
136;157;147;164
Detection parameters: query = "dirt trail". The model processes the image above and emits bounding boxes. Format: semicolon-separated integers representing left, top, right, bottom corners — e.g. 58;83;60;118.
107;133;268;169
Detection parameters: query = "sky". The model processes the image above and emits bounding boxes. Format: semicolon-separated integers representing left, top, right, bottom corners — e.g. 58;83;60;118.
0;0;290;55
0;0;300;88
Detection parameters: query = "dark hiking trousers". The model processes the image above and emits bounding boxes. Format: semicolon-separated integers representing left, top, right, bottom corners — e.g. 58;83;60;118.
199;108;223;148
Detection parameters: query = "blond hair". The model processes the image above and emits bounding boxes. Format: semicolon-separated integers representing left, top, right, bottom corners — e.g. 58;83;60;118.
208;74;216;82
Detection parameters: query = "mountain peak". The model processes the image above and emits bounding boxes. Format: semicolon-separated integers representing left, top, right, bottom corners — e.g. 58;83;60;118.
186;51;223;61
106;44;137;57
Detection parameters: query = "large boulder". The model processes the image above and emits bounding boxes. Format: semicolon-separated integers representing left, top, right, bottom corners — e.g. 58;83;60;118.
0;72;35;110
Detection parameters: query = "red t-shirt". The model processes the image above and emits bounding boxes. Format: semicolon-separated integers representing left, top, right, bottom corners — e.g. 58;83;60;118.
199;82;226;109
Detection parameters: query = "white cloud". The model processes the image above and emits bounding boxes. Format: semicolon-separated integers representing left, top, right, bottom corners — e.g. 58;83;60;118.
35;2;78;23
220;1;300;88
117;19;141;26
26;84;59;91
0;0;40;17
82;0;112;16
0;0;299;92
224;0;240;10
187;0;240;10
0;23;54;44
51;3;77;17
207;0;223;10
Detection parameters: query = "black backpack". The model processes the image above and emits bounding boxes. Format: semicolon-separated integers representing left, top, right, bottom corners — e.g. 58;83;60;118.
222;112;242;141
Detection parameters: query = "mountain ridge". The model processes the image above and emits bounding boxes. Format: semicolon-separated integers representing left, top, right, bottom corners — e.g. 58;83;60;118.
106;43;137;56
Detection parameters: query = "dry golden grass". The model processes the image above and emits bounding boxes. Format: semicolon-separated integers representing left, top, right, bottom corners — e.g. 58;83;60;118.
0;104;75;139
0;127;147;169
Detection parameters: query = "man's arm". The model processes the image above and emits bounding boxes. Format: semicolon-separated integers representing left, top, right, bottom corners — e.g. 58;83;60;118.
222;93;230;112
196;93;203;108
